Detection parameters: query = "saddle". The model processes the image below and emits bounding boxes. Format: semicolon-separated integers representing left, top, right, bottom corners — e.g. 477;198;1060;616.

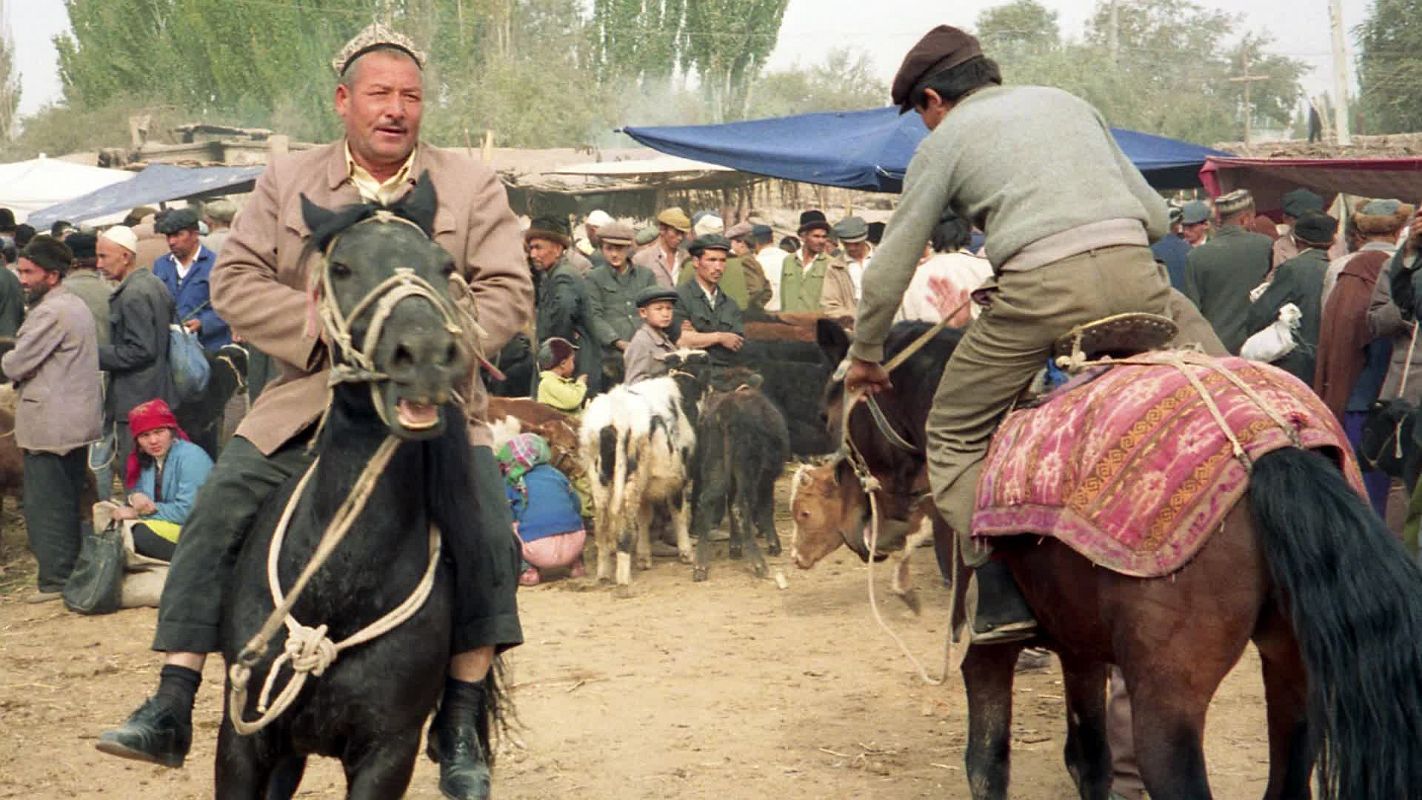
1052;313;1179;370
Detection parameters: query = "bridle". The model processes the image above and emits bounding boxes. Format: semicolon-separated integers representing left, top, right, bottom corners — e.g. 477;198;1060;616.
312;210;468;429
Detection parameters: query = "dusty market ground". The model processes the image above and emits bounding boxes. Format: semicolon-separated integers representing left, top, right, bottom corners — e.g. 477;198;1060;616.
0;485;1272;799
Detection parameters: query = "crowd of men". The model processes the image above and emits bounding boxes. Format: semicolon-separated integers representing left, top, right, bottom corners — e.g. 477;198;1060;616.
0;203;241;605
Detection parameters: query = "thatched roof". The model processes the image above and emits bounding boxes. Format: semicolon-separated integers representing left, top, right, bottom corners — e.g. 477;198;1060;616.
1212;133;1422;159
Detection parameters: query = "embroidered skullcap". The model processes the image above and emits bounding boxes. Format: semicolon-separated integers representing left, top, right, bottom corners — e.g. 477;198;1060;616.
332;22;426;76
1214;189;1254;218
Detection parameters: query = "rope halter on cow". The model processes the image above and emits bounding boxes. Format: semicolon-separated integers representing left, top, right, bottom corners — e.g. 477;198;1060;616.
228;211;458;736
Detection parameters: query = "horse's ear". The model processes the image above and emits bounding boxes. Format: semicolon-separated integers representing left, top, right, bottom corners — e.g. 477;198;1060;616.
816;318;850;365
747;372;765;389
397;171;439;236
301;194;337;242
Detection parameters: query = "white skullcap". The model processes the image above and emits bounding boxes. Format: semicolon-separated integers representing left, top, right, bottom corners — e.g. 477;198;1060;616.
586;209;613;227
693;214;724;238
100;225;139;255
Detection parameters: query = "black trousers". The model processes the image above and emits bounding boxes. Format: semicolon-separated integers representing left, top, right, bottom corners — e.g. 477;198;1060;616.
153;435;523;655
22;448;91;592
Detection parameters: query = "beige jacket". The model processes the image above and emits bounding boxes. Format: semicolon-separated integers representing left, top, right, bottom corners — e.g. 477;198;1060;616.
212;141;532;454
819;256;858;319
1;286;103;453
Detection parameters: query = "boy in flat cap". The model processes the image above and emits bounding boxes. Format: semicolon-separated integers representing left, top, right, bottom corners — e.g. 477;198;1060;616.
99;23;530;800
622;285;680;385
844;24;1178;644
672;235;744;366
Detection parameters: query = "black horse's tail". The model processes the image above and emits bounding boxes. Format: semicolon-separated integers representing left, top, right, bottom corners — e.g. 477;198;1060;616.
1249;448;1422;799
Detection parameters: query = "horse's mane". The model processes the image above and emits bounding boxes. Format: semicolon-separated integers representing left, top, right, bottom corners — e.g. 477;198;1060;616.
882;321;963;381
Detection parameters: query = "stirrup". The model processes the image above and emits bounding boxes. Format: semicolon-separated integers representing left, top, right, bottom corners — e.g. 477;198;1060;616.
1053;313;1178;372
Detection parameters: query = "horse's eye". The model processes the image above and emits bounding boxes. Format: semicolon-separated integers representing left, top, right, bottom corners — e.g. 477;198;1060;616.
441;261;456;277
330;262;351;278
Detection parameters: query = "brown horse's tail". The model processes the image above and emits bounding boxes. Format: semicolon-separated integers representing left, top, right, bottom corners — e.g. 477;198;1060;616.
1250;447;1422;800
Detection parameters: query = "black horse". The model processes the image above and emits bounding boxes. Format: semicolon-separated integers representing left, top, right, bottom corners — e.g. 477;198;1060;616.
217;179;498;798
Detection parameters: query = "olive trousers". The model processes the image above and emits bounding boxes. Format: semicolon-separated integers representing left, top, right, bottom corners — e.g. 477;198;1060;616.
925;246;1173;566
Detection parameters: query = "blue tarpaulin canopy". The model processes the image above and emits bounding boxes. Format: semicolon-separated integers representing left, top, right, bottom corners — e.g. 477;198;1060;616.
622;107;1229;192
28;163;266;228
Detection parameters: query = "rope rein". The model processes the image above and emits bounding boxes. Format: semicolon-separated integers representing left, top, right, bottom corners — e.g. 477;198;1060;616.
227;212;462;736
1390;323;1420;460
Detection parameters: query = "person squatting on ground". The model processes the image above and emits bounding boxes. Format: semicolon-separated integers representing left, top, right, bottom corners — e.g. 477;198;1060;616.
499;432;587;586
843;25;1176;644
96;24;530;800
2;236;103;603
94;398;214;562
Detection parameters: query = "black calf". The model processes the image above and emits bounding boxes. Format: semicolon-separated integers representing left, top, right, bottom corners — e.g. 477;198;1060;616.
691;368;791;581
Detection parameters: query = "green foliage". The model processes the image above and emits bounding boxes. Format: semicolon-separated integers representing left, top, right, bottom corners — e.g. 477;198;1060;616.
743;48;887;119
680;0;788;121
1358;0;1422;134
979;0;1306;145
0;25;17;142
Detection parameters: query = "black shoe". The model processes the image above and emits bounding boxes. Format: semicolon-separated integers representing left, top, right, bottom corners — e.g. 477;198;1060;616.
427;707;491;800
96;695;192;768
970;560;1037;644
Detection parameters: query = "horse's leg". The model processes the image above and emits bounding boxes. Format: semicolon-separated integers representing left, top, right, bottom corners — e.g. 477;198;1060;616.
214;722;274;800
962;642;1021;800
1058;656;1111;800
266;755;307;800
1253;603;1314;800
344;732;422;800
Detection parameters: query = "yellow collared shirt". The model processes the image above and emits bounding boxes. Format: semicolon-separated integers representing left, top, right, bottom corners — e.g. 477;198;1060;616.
345;143;416;205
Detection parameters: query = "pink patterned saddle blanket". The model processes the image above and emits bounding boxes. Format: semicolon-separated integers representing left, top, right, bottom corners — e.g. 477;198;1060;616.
973;355;1364;577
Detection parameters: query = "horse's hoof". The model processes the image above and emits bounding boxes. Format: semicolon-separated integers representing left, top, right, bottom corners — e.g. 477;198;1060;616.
766;542;782;557
896;590;922;616
692;566;708;582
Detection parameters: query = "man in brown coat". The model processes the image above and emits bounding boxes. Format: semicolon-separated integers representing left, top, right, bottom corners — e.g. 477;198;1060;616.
97;25;531;800
1;237;102;603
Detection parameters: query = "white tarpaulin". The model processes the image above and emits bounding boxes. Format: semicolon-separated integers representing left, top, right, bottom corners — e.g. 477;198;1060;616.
0;156;135;223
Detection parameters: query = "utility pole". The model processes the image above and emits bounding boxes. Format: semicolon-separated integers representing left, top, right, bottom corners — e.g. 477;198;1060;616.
1328;0;1353;145
1229;49;1270;144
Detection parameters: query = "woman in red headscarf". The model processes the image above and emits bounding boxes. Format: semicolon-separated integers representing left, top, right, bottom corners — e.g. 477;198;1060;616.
102;399;214;561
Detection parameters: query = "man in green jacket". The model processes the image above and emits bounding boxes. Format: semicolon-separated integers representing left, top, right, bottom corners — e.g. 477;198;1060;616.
779;210;837;312
1245;211;1335;384
1183;189;1274;354
843;25;1172;644
584;220;655;384
528;216;601;394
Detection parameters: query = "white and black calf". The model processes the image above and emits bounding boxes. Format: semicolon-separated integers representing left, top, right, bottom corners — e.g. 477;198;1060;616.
579;357;706;587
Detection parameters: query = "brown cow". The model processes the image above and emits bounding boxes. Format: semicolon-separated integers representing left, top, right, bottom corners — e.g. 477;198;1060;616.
486;396;584;486
788;461;934;612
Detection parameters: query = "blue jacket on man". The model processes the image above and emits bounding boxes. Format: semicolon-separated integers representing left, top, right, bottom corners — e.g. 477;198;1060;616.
152;245;230;351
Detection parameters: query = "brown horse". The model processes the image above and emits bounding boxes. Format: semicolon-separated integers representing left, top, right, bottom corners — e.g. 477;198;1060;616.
813;320;1422;800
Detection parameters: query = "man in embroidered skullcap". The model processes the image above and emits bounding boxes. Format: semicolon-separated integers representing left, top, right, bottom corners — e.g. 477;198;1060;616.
1183;189;1274;354
98;23;529;800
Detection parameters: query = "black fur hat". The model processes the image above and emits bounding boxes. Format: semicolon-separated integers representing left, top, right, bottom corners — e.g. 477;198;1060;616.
20;235;73;275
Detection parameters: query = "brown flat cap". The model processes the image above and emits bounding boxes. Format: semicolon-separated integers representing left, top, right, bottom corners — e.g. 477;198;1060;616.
892;25;983;113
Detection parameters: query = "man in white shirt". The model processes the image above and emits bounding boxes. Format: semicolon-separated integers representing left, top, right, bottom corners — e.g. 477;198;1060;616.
896;214;992;324
834;215;874;302
752;224;787;311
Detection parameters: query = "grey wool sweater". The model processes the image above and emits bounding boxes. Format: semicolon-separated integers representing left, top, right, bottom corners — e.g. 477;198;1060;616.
851;84;1168;362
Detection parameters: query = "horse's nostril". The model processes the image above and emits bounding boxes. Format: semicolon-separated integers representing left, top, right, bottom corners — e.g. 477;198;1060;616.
393;344;415;368
444;342;459;365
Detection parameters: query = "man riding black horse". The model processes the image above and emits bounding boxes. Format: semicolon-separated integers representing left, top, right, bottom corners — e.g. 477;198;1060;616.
97;23;528;800
843;25;1193;644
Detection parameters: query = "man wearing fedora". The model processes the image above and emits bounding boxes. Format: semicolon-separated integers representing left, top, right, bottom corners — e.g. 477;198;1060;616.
784;210;836;312
843;25;1176;646
527;215;601;394
1183;189;1273;354
633;206;692;288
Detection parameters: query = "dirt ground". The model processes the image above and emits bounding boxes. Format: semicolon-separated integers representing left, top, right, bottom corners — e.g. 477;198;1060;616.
0;482;1275;799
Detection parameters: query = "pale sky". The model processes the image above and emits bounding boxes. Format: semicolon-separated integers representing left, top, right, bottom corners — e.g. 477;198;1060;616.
12;0;1369;118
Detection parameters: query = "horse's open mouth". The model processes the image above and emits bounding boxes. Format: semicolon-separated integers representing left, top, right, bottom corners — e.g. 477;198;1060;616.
395;399;440;431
